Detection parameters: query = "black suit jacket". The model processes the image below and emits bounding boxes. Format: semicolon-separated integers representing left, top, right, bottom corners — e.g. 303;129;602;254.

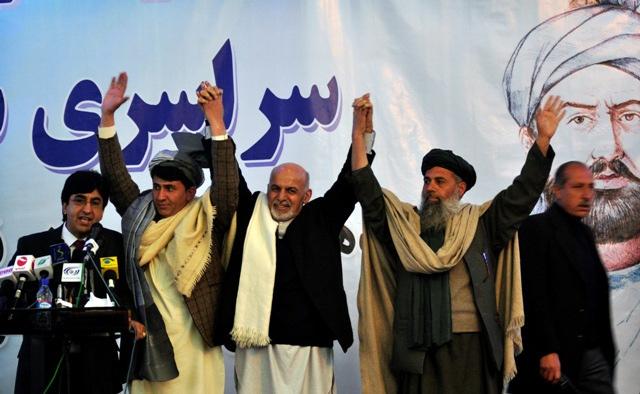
510;204;616;392
217;152;362;352
9;225;131;394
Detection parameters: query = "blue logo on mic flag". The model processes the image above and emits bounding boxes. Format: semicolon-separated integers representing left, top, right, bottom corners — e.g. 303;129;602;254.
63;266;81;276
50;243;70;265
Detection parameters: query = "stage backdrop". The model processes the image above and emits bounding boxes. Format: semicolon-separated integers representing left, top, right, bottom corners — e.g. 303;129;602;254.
1;1;639;393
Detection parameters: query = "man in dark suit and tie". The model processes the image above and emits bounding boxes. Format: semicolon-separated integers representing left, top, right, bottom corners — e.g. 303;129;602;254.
9;169;138;394
510;161;616;394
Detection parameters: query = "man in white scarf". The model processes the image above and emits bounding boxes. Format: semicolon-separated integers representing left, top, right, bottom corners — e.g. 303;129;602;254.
98;74;237;393
213;92;375;393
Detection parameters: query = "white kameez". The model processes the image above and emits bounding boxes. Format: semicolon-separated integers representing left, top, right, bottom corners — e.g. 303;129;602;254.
131;247;224;394
235;345;336;394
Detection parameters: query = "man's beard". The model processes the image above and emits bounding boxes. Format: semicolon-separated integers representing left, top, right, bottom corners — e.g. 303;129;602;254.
545;157;640;244
584;184;640;243
270;199;296;222
419;192;462;232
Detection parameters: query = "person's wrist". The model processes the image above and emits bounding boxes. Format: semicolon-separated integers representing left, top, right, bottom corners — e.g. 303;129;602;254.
100;112;115;127
536;134;551;143
205;112;224;126
210;122;226;135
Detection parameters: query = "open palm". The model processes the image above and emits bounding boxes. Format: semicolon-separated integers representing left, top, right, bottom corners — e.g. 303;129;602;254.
102;72;129;116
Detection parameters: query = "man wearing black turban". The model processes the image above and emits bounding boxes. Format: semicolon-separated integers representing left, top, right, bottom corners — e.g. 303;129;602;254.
420;149;477;191
351;95;563;394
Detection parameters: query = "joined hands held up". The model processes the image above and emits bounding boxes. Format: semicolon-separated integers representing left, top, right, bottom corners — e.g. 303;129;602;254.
351;93;374;171
196;81;225;136
352;93;373;139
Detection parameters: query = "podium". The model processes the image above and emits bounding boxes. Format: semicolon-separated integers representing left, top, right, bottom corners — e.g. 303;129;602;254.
0;307;129;335
0;307;130;394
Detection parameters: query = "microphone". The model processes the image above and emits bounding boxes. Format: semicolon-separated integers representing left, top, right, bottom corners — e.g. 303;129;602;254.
0;266;17;290
61;263;84;306
12;255;36;303
83;223;102;256
33;255;54;280
100;256;119;289
80;223;103;300
0;266;17;309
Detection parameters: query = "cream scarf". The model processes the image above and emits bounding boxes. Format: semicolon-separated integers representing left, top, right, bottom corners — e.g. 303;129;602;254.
231;193;278;348
138;189;216;298
358;189;523;393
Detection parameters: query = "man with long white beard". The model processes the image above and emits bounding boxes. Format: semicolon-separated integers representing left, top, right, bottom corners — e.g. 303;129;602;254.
351;95;563;394
418;182;464;233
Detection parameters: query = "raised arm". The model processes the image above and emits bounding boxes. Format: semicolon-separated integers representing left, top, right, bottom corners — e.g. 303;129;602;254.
351;93;373;171
196;81;226;140
314;94;377;233
196;82;239;235
97;72;140;215
533;95;565;158
483;95;564;252
348;94;392;245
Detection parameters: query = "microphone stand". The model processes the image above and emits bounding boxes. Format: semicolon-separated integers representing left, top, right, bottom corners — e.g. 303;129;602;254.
83;253;120;307
8;276;28;321
52;250;121;394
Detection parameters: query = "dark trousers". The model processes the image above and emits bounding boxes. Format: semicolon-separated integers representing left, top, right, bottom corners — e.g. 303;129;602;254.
398;333;501;394
574;348;614;394
509;347;613;394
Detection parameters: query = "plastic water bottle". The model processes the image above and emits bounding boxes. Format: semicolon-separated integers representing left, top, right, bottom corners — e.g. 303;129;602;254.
36;278;53;309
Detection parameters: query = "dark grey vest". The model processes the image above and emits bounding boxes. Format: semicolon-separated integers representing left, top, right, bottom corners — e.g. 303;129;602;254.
390;222;504;374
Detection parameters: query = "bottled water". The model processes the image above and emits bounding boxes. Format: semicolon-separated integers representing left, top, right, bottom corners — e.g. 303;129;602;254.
36;278;53;309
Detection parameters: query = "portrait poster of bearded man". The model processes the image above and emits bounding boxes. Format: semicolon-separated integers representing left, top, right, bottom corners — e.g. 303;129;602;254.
502;1;640;392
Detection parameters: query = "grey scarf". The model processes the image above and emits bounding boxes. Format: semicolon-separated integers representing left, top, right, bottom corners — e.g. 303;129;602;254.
403;226;452;351
122;191;179;381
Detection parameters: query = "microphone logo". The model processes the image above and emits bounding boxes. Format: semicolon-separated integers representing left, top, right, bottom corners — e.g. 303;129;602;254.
100;256;119;279
16;256;28;267
61;263;83;282
63;266;81;276
100;257;116;266
50;243;70;265
35;256;50;268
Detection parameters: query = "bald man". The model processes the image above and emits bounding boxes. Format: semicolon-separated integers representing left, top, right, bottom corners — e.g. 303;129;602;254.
212;92;374;393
